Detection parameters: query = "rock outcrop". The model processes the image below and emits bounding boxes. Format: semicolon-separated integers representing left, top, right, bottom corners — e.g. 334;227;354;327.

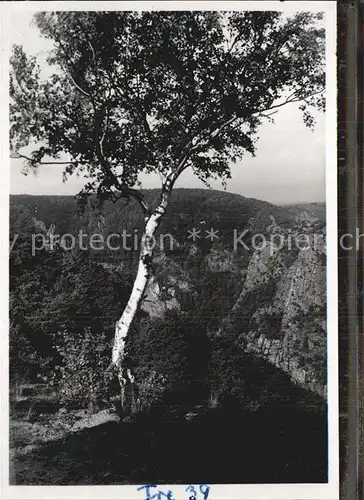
140;205;327;398
228;216;327;397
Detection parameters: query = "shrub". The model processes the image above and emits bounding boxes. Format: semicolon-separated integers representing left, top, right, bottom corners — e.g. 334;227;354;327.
132;312;210;416
49;327;116;413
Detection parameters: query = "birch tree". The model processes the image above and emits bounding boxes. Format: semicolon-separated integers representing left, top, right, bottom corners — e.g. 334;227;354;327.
10;10;325;413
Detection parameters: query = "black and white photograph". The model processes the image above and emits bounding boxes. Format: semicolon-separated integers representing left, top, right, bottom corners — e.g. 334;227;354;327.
1;1;338;499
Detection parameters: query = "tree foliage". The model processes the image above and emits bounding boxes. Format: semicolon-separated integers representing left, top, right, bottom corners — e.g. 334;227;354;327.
51;326;115;412
9;227;131;386
10;11;325;202
131;312;210;415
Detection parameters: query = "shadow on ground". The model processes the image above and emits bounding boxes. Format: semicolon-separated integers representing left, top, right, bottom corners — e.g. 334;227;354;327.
12;405;327;485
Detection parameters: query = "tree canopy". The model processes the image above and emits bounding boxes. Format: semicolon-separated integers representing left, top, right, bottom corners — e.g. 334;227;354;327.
10;10;325;208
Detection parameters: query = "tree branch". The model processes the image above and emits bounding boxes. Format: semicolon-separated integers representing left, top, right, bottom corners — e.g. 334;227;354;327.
85;78;152;220
99;109;109;158
254;87;325;117
11;73;34;104
175;81;323;175
187;115;239;154
54;33;93;99
260;109;279;118
102;64;154;145
65;68;91;98
227;31;243;56
11;152;75;166
88;40;96;65
114;185;151;219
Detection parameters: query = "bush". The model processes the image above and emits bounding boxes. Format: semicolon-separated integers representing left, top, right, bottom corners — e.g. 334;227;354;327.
132;312;210;416
49;327;116;413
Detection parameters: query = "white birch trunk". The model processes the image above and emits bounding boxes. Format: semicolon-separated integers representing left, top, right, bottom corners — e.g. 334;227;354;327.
111;177;173;414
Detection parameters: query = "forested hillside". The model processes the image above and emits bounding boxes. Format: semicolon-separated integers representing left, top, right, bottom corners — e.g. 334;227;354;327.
9;189;328;484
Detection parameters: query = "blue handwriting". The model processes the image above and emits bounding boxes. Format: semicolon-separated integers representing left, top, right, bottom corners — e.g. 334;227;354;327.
137;484;210;500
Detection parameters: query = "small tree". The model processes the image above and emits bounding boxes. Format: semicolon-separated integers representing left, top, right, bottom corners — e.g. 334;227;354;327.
10;10;325;412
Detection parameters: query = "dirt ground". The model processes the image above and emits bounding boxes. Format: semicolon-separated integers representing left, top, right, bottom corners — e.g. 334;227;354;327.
9;398;328;485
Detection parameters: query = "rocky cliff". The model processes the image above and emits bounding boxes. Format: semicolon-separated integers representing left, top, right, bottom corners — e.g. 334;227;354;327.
231;228;326;397
144;206;327;398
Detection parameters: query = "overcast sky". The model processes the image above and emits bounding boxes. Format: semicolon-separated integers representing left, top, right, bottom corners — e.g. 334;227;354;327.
9;11;326;206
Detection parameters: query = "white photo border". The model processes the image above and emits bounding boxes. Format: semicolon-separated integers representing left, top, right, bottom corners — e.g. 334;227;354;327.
0;2;338;499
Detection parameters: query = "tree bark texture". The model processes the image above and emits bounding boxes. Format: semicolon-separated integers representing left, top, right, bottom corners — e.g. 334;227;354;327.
112;177;173;414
